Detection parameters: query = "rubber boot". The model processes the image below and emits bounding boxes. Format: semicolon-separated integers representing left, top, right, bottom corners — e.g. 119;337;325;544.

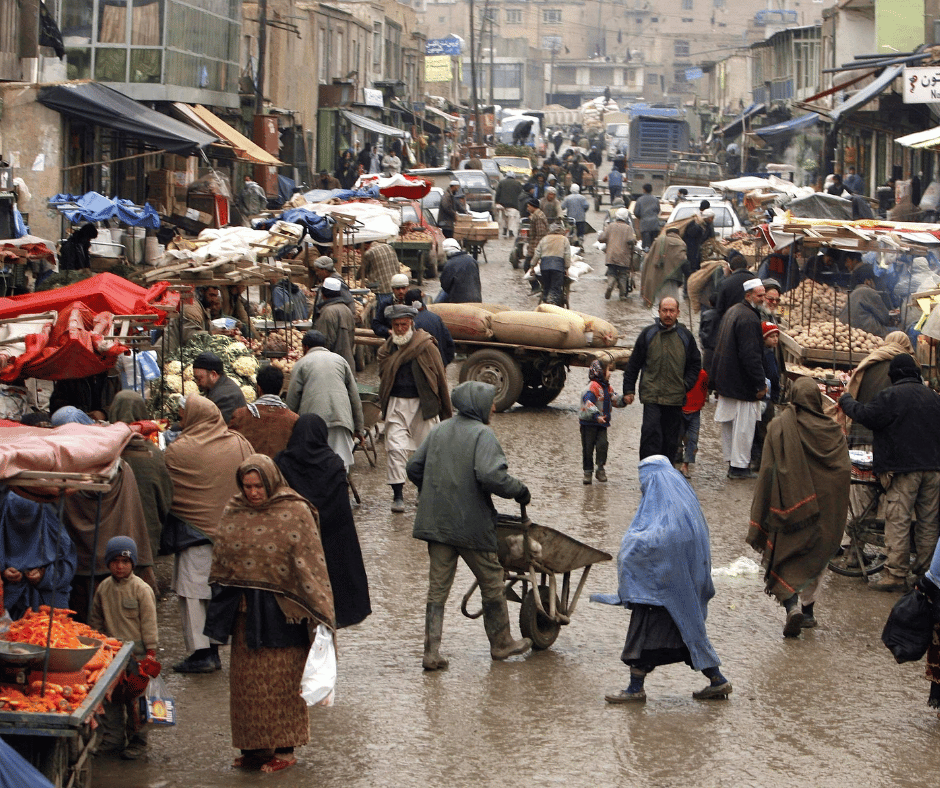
422;603;449;671
482;601;531;660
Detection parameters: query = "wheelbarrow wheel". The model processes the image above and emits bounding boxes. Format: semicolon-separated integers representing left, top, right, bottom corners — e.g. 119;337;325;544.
519;585;562;649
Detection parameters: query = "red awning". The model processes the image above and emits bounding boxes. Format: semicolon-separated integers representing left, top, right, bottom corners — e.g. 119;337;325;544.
0;273;178;324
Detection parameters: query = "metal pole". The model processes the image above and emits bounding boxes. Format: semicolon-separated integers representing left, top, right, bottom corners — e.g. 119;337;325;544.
255;0;268;115
469;0;481;145
489;16;494;107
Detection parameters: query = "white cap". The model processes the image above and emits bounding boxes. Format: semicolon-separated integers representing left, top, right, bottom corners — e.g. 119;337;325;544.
449;179;460;186
615;208;630;221
442;238;462;255
390;273;410;288
322;277;342;292
743;278;763;292
701;209;715;219
570;183;580;193
546;186;557;194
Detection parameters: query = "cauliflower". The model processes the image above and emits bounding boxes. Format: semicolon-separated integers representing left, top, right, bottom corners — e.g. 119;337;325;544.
164;374;183;393
240;385;257;404
182;379;199;395
223;342;251;359
182;364;194;382
165;360;182;375
232;355;258;378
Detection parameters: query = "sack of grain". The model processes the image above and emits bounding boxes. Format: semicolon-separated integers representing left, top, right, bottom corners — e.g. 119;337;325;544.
427;303;493;340
575;312;619;348
491;310;585;349
476;303;513;314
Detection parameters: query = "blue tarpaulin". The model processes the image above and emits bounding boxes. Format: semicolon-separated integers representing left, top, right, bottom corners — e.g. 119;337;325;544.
0;736;56;788
753;113;820;141
299;186;379;204
255;208;334;244
49;192;161;228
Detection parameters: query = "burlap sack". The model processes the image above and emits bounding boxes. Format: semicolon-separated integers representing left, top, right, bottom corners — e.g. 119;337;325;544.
492;310;585;349
427;303;494;340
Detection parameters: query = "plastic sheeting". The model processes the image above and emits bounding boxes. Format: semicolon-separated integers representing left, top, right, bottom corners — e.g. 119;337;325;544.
0;737;55;788
48;192;161;228
0;302;128;382
354;173;432;199
0;273;178;324
0;421;133;480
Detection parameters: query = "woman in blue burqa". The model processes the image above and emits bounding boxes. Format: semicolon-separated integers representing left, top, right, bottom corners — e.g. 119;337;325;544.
0;488;76;620
592;455;731;703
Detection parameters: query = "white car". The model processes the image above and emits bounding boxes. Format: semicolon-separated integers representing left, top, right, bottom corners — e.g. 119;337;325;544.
658;185;719;223
666;199;742;240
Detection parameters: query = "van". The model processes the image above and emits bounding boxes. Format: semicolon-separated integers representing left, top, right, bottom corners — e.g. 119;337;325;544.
496;115;543;150
606;122;630;158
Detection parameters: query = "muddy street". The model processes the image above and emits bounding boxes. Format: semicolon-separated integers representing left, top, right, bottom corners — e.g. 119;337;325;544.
96;191;940;788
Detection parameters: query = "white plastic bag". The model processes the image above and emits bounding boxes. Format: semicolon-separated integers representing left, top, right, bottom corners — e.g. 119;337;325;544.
300;624;336;707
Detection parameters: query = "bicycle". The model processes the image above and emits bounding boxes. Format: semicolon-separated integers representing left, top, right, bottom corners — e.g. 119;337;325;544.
828;451;888;579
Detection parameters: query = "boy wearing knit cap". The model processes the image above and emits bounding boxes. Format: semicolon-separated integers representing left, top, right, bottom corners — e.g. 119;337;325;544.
90;536;158;760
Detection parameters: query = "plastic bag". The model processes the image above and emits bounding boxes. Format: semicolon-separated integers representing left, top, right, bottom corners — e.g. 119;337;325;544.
300;624;336;707
882;587;933;664
139;673;176;726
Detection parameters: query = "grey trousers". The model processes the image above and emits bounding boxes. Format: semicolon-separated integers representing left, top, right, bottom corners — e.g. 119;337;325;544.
426;541;505;606
882;470;940;578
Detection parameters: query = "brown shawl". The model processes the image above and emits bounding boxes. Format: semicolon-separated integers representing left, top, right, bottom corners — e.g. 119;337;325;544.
640;232;687;307
209;454;335;631
747;377;850;600
63;459;154;574
228;404;298;459
164;394;252;540
846;331;912;399
377;329;453;421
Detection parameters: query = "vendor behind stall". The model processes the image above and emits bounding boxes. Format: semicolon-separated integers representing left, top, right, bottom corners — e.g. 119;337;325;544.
58;223;98;271
839;263;892;338
310;256;354;320
192;351;247;424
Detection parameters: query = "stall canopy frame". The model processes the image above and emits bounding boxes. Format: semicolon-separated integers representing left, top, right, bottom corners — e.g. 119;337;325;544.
171;103;284;166
36;82;217;156
340;110;407;138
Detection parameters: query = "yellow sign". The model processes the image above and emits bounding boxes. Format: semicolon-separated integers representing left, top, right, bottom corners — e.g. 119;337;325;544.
425;55;452;83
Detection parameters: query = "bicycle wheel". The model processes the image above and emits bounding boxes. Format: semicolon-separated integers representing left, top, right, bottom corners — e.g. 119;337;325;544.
828;542;887;577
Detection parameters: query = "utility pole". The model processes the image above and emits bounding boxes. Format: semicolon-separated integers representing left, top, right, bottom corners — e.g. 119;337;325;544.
255;0;267;115
469;0;481;143
489;16;495;106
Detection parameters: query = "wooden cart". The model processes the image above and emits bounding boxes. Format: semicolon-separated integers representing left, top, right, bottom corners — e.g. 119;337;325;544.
389;239;433;286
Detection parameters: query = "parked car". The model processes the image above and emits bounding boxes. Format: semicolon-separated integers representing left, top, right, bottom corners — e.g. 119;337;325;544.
492;156;534;182
666;198;742;240
459;158;502;190
658;184;719;223
453;170;495;215
420;186;444;223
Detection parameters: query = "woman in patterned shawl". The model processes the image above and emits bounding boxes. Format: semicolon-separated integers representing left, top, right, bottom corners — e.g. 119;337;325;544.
205;454;334;773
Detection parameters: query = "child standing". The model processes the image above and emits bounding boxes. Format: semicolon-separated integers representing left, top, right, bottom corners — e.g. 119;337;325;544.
580;360;626;485
751;322;782;467
678;368;708;479
90;536;158;760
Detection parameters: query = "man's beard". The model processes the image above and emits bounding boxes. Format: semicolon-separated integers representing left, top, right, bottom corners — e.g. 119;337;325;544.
392;328;414;346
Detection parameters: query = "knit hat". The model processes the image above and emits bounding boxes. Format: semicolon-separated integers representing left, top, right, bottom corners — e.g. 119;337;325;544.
313;256;335;270
105;536;137;568
743;278;763;292
385;303;418;320
390;273;410;288
527;198;540;209
761;321;779;338
888;353;921;383
192;352;224;374
302;330;327;349
322;277;342;292
570;184;580;194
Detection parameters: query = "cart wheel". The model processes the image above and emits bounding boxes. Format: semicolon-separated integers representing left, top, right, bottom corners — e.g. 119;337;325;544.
828;543;887;577
520;586;562;649
459;349;524;412
517;363;566;408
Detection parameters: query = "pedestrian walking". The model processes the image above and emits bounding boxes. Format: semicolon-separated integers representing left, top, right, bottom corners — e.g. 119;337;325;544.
562;183;589;245
579;360;626;485
530;221;572;306
714;254;753;317
678;368;708;479
205;455;334;774
633;183;660;251
839;353;940;590
622;297;701;461
640;227;687;308
191;351;246;425
227;364;298;458
403;289;456;367
711;278;767;479
494;173;522;238
748;377;850;637
438;238;482;303
360;239;401;296
314;277;357;371
378;304;452;512
598;207;636;300
372;273;411;338
407;381;532;669
593;455;731;703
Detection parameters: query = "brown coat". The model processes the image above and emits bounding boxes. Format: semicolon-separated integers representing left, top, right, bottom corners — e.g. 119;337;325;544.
598;220;636;267
228;405;299;458
378;329;452;421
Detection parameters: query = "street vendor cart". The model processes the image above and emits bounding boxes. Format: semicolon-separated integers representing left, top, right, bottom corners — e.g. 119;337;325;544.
389;238;433;286
460;507;612;649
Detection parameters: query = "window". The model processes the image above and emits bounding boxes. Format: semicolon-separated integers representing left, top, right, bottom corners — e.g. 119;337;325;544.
673;68;688;84
682;17;692;22
674;40;690;58
714;0;725;7
506;8;521;23
543;9;562;24
384;21;402;80
483;8;496;22
647;71;658;85
682;0;693;8
373;22;382;70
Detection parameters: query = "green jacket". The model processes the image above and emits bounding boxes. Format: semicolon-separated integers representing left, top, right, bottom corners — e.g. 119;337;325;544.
408;382;526;552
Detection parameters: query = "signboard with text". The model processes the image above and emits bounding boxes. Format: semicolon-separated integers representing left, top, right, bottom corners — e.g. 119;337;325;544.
903;67;940;103
426;37;461;56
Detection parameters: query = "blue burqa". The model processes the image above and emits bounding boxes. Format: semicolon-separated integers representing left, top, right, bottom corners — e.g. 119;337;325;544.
592;455;720;669
0;489;77;620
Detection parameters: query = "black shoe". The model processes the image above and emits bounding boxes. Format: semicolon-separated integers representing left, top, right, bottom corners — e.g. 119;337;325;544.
727;466;758;479
211;651;222;670
172;654;217;674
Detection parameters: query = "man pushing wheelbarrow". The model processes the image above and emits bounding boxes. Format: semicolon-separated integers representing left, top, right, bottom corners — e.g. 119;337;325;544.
407;381;533;670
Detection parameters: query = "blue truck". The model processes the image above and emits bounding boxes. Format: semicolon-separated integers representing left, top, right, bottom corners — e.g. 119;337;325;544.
620;105;690;197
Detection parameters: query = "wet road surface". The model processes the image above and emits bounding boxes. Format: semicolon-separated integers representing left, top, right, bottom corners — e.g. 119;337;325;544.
95;181;940;788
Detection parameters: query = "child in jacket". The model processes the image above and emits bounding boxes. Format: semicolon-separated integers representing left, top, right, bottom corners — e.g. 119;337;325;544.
580;359;626;485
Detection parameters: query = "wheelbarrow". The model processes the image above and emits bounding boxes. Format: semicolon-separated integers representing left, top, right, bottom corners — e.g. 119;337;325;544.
354;383;383;468
460;506;612;649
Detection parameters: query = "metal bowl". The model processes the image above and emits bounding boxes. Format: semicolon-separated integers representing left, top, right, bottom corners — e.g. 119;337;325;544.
0;636;102;672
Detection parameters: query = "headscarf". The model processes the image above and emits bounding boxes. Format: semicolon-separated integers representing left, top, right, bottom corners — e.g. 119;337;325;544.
588;360;606;383
846;331;912;400
210;454;335;631
109;391;148;424
747;377;850;599
591;455;720;670
0;488;76;618
275;416;371;628
164;394;252;540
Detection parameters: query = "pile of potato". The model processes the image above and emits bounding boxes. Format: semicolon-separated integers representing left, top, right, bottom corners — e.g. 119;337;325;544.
782;280;847;324
787;363;845;379
786;322;883;353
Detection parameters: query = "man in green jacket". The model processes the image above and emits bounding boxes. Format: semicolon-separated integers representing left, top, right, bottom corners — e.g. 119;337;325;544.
407;381;532;670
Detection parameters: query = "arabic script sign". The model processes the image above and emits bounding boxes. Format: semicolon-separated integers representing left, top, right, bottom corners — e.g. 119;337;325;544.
426;37;461;56
903;67;940;103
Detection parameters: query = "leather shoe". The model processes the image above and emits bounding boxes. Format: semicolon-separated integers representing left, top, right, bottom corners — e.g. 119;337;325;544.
172;654;217;674
870;574;906;592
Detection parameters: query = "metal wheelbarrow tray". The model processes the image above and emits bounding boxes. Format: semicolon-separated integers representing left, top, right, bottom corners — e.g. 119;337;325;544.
461;509;612;649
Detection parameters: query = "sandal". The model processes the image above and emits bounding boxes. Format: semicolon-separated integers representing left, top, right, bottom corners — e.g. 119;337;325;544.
233;754;268;771
260;755;297;773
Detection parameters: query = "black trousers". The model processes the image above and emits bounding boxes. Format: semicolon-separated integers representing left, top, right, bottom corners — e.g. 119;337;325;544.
639;403;682;462
542;269;565;305
581;425;609;471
